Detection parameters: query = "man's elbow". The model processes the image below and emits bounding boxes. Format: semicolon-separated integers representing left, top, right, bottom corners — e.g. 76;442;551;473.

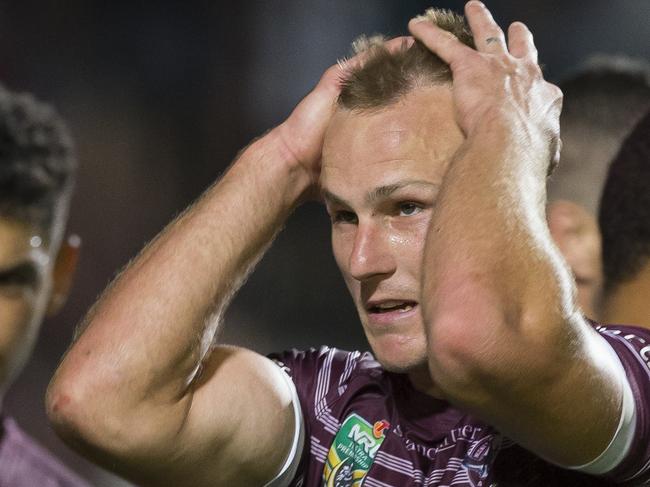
424;308;497;398
46;362;138;458
424;298;569;404
46;368;101;450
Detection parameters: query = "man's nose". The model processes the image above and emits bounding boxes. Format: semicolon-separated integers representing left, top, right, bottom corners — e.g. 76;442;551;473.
348;221;396;282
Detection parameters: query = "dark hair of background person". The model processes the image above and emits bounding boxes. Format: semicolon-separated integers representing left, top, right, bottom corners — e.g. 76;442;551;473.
338;9;474;110
598;110;650;293
548;55;650;213
0;84;76;231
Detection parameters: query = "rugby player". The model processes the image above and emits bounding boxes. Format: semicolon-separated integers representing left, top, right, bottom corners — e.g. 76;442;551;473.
47;3;650;486
547;56;650;319
599;110;650;326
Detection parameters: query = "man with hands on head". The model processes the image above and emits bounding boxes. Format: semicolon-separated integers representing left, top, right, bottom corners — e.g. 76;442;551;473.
47;2;650;486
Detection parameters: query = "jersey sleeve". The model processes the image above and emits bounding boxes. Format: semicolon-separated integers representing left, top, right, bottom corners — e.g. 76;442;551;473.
268;348;328;411
267;347;368;486
263;357;305;487
268;347;370;419
594;324;650;484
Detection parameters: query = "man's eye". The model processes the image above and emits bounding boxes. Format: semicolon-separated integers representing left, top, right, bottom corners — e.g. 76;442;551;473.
398;202;422;216
0;265;38;289
333;211;358;224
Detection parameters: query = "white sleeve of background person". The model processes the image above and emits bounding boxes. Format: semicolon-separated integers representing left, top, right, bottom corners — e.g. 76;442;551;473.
264;362;305;487
567;334;636;475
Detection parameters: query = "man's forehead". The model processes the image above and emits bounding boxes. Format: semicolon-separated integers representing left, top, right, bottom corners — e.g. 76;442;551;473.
324;87;457;159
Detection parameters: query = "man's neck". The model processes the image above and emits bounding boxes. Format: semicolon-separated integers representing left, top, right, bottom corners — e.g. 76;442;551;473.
602;263;650;327
407;364;446;399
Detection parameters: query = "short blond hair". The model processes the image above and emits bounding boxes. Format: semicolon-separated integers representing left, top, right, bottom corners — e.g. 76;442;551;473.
338;9;473;110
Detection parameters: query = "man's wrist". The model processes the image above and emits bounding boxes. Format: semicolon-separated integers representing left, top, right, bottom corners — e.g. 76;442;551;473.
465;110;553;181
242;127;316;207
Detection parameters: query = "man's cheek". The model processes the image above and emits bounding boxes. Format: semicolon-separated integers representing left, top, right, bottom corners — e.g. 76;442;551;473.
0;299;36;355
332;239;352;277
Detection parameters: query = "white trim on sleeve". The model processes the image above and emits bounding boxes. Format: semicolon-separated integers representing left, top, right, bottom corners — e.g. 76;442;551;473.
264;362;305;487
568;335;637;475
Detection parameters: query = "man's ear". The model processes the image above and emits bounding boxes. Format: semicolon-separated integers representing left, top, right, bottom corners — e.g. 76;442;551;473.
547;200;603;318
47;234;81;317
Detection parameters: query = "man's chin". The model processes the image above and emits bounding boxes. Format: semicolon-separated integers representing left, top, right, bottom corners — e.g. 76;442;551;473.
367;336;428;373
378;352;430;372
379;359;422;374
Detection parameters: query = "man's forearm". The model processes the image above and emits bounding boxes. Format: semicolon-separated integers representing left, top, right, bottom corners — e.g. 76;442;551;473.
48;127;310;439
422;120;570;370
422;119;621;465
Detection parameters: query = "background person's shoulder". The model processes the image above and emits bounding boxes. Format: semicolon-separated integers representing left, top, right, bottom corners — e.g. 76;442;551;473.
0;415;91;487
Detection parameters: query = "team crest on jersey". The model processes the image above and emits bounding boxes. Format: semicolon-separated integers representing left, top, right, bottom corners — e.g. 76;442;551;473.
323;413;389;487
463;434;500;479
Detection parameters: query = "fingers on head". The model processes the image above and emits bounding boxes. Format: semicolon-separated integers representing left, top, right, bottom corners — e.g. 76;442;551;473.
548;136;562;177
464;1;506;54
408;18;466;65
548;86;563;172
507;21;537;61
319;62;347;92
339;35;413;74
385;35;415;53
550;84;564;115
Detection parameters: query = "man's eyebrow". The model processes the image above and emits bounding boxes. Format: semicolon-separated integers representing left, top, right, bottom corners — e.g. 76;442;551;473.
321;190;350;208
366;180;438;204
322;180;439;207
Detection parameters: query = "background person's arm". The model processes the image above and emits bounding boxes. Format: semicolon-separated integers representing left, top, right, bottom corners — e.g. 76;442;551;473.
413;2;627;469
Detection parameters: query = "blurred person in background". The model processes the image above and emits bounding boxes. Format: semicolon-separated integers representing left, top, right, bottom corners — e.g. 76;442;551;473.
0;84;88;485
47;3;650;486
598;110;650;326
546;56;650;319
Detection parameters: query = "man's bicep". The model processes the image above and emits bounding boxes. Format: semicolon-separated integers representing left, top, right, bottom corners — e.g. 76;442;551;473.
171;346;301;486
562;333;636;474
532;326;627;467
506;323;638;474
468;317;624;470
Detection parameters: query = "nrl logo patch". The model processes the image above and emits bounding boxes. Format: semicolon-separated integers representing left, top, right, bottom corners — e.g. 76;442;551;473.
323;413;389;487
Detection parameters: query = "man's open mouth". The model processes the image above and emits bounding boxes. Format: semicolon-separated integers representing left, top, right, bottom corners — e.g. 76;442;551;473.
368;301;418;314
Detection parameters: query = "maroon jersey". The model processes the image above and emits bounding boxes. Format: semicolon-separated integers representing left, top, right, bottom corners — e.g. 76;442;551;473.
270;323;650;486
0;415;90;487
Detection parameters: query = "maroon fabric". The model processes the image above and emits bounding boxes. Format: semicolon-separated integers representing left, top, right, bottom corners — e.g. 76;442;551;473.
270;323;650;486
0;415;90;487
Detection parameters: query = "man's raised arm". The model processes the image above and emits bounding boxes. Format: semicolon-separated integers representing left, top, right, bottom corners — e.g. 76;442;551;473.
46;38;408;486
47;112;311;486
413;1;630;472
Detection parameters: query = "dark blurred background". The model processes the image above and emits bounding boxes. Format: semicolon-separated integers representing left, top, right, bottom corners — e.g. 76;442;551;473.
3;1;649;485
